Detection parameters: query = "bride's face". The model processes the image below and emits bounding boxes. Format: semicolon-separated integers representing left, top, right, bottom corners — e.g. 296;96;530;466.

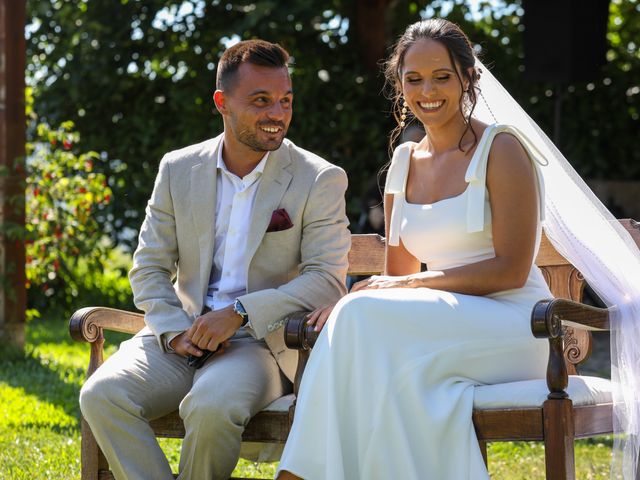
400;38;468;129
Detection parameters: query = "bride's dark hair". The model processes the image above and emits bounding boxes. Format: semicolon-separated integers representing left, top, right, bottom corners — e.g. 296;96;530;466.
384;18;481;152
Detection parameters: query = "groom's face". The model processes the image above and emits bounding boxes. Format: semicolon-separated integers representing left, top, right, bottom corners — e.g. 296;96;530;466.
217;63;293;152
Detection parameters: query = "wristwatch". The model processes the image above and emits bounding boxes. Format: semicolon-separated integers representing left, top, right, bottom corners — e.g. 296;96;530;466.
233;299;249;327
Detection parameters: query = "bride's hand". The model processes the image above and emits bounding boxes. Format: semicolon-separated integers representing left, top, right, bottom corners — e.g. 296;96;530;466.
305;303;337;332
350;275;411;292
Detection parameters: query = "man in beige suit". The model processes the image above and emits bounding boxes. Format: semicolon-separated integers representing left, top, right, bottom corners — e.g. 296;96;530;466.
79;40;350;480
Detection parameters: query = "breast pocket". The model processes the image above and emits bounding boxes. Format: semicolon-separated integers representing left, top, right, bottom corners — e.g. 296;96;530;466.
260;228;301;262
262;226;299;244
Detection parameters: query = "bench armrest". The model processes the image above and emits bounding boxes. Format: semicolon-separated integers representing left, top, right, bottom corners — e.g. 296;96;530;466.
531;298;612;400
283;311;318;396
531;298;610;338
69;306;145;343
69;306;145;377
284;311;318;350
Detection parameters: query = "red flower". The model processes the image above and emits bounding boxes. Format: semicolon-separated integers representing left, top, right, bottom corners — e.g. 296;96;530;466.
33;188;40;197
104;194;111;203
85;160;93;171
53;259;60;271
50;139;57;146
78;187;87;194
63;139;72;150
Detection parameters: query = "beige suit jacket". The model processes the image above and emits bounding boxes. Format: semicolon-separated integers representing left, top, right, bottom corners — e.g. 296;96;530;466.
129;134;350;382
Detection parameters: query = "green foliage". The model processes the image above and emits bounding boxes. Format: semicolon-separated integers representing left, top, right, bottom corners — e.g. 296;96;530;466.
68;246;134;311
25;0;395;243
24;90;133;315
25;0;640;247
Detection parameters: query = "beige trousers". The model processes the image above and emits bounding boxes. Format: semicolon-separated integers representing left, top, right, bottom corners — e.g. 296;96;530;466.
79;332;291;480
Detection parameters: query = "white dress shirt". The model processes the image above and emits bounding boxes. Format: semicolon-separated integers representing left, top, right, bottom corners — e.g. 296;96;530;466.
164;142;269;350
206;143;269;310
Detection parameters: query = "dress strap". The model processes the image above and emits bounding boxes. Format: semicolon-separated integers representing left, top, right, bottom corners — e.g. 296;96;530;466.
384;143;413;246
464;123;548;233
384;125;548;243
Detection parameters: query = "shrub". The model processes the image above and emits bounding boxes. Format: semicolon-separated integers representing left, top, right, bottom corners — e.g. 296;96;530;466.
25;91;129;315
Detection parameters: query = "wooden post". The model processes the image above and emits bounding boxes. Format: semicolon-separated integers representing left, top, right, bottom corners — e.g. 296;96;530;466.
0;0;27;350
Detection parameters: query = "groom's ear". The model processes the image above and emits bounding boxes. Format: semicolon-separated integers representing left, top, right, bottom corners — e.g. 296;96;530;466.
213;90;226;115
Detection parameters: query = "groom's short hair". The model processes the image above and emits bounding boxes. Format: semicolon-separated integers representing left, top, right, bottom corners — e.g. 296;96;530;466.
216;40;290;92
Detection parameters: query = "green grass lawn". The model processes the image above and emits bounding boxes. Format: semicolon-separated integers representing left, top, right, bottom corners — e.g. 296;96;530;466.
1;318;613;479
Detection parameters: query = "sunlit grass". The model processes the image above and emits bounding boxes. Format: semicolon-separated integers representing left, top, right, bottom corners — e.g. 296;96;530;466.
0;317;613;479
488;437;615;479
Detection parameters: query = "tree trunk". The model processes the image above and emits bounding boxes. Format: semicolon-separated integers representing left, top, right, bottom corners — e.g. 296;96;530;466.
0;0;26;351
354;0;391;71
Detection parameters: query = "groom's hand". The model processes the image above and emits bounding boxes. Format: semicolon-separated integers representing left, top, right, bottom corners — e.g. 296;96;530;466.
169;332;203;358
186;306;244;352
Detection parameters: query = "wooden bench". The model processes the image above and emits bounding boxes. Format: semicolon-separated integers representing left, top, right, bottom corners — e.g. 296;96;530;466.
70;219;640;480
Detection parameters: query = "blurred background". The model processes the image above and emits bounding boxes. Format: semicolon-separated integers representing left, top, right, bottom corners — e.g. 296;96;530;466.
0;2;636;477
3;0;640;326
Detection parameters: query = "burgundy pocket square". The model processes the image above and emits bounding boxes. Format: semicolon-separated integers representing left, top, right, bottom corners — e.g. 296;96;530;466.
267;208;294;232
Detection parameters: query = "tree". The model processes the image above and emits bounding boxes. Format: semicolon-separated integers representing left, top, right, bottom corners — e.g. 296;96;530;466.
25;101;116;314
26;0;640;250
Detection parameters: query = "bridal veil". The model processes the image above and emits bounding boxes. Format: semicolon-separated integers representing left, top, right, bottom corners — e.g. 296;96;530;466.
473;58;640;478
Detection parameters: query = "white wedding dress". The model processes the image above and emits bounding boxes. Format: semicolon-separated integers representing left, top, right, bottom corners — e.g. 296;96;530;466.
278;125;553;480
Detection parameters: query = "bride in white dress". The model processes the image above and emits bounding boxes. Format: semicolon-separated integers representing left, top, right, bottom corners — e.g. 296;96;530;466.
278;17;640;480
276;18;551;480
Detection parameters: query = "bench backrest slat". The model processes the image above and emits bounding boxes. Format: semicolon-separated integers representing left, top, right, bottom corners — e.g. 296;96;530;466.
348;232;571;277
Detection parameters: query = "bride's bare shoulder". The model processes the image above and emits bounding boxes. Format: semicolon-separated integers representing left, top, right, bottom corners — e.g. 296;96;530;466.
487;130;535;184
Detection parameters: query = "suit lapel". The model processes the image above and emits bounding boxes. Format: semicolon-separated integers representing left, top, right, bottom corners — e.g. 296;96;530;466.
245;144;293;262
189;135;221;291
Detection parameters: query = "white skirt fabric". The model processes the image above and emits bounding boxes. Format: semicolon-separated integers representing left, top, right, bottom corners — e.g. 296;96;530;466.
277;286;550;480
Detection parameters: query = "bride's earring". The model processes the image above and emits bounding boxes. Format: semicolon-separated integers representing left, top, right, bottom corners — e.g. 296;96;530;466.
400;100;409;127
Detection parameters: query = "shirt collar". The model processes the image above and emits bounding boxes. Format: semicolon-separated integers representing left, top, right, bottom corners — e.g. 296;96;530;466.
217;140;269;180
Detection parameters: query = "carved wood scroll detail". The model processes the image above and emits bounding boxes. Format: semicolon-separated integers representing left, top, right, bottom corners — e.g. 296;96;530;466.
539;265;591;373
539;267;551;289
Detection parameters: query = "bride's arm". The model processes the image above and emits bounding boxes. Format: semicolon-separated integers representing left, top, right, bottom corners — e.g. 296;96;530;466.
355;133;538;296
384;193;422;276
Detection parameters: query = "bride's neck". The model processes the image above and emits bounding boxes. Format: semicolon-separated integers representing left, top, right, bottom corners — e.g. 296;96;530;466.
422;116;471;154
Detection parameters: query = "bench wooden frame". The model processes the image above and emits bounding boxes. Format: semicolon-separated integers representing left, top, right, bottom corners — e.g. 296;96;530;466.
70;219;640;480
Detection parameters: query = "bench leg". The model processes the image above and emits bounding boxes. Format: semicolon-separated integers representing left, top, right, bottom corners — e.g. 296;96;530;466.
81;417;108;480
543;399;575;480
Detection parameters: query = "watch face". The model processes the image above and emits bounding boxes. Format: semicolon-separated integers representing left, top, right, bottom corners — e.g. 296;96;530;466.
234;300;247;317
234;300;249;327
